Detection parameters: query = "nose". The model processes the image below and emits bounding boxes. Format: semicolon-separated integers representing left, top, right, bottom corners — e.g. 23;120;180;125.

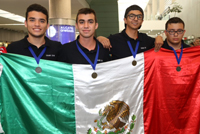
174;32;178;36
84;22;89;28
134;16;138;20
34;20;39;26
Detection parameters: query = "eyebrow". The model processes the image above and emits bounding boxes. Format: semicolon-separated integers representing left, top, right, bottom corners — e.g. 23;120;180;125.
128;13;142;15
79;19;94;22
168;29;184;30
28;17;46;21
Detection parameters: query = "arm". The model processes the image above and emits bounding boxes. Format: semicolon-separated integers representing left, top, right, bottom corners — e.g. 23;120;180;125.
154;35;163;52
97;36;112;49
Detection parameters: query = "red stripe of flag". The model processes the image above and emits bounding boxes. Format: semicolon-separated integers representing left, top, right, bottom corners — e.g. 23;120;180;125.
144;47;200;134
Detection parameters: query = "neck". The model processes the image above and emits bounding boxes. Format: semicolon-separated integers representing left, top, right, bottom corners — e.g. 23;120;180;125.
27;35;45;48
79;36;96;51
167;40;182;50
125;27;138;40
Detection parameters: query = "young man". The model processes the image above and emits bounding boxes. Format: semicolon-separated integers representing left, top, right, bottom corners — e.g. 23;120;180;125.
57;8;110;64
98;5;163;60
163;17;190;50
6;4;62;61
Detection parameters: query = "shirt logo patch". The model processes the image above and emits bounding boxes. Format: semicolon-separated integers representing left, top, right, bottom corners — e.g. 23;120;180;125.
46;54;55;57
140;47;146;49
98;59;103;62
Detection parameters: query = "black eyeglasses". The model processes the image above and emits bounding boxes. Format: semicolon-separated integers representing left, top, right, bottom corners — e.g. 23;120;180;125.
127;14;143;20
166;29;185;35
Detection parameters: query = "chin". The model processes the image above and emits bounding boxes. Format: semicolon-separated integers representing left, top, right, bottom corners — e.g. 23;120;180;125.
29;33;45;38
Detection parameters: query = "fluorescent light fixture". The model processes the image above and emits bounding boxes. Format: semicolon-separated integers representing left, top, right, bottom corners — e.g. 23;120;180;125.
0;9;25;23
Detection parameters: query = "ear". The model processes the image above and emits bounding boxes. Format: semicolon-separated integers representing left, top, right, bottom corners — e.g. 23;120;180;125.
141;19;144;24
24;20;27;28
47;23;50;29
95;22;98;30
164;30;167;36
124;18;127;25
75;23;78;29
183;30;186;34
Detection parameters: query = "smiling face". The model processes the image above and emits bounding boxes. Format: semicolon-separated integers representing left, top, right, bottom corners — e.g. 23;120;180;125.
124;10;143;30
165;23;185;46
76;13;98;39
25;11;49;38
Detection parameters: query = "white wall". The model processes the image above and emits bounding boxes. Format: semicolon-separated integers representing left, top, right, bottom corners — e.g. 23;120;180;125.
171;0;200;37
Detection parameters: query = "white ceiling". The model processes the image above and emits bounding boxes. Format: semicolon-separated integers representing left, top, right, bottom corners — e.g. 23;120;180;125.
0;0;86;32
0;0;164;36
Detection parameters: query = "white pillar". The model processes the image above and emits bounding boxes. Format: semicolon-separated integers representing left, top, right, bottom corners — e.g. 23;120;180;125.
147;4;152;20
152;0;157;20
159;0;165;15
49;0;71;19
144;9;147;20
48;0;75;44
48;0;74;26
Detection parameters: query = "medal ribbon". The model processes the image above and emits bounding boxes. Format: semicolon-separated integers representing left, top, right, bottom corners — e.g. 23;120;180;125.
28;46;47;65
127;41;140;59
169;44;183;64
76;41;99;70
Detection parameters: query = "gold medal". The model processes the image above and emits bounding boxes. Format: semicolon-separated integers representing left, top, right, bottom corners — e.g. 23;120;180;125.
92;72;97;79
132;60;137;66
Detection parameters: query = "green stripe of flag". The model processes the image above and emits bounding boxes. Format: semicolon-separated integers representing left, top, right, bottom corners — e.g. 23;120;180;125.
0;53;75;134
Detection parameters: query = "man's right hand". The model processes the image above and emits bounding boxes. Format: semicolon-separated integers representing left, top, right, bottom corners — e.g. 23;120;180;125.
97;36;112;49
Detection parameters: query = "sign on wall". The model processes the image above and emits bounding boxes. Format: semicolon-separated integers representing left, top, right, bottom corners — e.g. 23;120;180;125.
46;25;76;44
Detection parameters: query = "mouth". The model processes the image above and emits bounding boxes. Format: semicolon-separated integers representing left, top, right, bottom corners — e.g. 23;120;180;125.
173;38;179;41
131;22;138;26
33;28;41;32
83;30;90;33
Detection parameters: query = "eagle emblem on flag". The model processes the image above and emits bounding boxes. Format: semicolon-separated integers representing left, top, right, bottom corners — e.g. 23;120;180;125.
88;100;136;134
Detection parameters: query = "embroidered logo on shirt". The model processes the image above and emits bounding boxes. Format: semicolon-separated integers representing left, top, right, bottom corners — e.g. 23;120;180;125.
140;47;146;49
46;54;55;57
98;59;103;62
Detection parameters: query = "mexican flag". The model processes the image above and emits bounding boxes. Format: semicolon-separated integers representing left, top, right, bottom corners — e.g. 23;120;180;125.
0;47;200;134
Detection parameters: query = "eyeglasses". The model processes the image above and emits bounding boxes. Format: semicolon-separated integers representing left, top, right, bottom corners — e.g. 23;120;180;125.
166;30;185;35
127;14;143;20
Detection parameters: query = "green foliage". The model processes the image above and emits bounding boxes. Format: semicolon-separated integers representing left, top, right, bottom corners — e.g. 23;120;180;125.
87;128;92;134
107;132;116;134
130;123;135;130
97;130;102;134
132;115;136;121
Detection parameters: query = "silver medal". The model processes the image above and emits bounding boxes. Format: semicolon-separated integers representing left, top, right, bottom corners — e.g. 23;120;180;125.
35;67;42;73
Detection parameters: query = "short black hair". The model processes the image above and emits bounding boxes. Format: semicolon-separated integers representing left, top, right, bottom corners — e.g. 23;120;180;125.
26;4;49;23
124;5;144;29
76;8;97;23
165;17;185;30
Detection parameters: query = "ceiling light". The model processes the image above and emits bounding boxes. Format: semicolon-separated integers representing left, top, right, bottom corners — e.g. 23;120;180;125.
0;9;25;23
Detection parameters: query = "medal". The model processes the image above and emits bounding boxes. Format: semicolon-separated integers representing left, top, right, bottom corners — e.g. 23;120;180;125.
35;67;42;73
92;72;98;79
169;45;183;72
28;46;47;73
127;41;140;66
76;41;99;78
176;66;181;72
132;60;137;66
